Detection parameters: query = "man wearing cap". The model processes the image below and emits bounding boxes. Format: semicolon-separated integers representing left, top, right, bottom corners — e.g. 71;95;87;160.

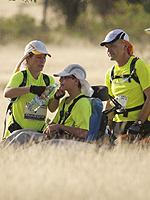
3;40;64;139
101;29;150;138
43;64;94;139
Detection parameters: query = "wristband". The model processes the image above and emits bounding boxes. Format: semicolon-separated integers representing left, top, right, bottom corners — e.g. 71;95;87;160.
30;85;46;96
54;93;65;100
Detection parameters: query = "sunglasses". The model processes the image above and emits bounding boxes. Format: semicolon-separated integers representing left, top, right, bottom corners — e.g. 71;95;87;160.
60;75;75;80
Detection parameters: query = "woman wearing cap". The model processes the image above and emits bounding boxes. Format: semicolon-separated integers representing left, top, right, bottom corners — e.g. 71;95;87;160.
43;64;94;139
3;40;64;139
101;29;150;139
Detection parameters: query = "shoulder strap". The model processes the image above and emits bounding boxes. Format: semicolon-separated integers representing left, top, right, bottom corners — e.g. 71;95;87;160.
58;95;87;125
19;70;27;87
130;57;140;84
110;64;115;83
42;73;50;86
110;57;140;84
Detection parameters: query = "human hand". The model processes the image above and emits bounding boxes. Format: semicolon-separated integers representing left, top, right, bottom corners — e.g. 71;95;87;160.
30;85;46;96
43;124;60;135
128;123;141;135
54;88;65;100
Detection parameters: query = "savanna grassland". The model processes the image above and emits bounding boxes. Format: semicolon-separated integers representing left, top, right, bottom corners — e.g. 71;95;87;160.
1;1;150;200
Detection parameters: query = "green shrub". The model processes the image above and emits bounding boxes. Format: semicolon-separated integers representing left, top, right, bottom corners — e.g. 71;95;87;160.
0;14;44;44
1;1;150;45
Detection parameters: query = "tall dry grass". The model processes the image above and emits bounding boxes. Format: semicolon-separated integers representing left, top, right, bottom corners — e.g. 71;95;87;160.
1;42;150;200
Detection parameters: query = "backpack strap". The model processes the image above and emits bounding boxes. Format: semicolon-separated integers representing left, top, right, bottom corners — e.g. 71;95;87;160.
58;95;87;125
130;57;140;84
110;57;139;84
42;73;50;86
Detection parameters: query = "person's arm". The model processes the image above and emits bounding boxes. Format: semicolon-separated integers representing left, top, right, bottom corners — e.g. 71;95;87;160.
104;99;114;129
47;88;65;112
4;86;30;98
47;98;59;112
128;86;150;135
135;86;150;123
43;123;88;138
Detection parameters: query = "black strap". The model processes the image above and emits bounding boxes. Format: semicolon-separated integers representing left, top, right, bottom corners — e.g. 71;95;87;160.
58;95;87;125
130;57;140;83
115;104;144;117
42;73;50;86
19;70;27;87
110;57;139;83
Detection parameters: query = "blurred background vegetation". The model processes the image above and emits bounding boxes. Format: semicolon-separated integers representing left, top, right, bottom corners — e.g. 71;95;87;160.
1;0;150;45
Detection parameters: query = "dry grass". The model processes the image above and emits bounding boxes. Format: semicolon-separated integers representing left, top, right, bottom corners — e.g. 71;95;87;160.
0;143;150;200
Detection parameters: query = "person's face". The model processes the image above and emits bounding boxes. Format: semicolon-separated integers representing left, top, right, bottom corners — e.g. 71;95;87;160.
105;40;126;61
59;75;79;91
27;54;47;72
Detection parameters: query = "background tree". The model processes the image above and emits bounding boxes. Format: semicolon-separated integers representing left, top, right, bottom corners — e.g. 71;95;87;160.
49;0;87;27
91;0;117;19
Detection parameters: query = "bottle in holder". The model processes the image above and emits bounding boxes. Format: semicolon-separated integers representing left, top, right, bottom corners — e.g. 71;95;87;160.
27;83;58;113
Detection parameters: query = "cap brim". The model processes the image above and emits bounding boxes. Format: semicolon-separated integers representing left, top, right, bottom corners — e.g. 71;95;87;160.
100;39;116;46
32;50;51;57
53;71;71;77
100;42;107;46
100;38;118;46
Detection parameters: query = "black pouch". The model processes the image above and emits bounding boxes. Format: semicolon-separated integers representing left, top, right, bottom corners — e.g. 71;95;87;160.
142;120;150;133
8;122;22;133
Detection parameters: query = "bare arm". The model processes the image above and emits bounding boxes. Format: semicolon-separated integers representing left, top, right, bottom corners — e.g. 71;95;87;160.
47;87;65;113
43;123;88;138
47;98;59;112
104;99;114;129
4;86;30;98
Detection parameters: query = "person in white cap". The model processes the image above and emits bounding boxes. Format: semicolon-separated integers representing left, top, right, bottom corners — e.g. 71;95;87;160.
3;40;64;139
101;29;150;139
43;64;94;139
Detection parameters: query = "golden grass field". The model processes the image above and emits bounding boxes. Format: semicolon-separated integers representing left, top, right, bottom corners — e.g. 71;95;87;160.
1;1;150;200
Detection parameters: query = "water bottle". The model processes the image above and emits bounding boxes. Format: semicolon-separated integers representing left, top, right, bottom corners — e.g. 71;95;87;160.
27;83;58;113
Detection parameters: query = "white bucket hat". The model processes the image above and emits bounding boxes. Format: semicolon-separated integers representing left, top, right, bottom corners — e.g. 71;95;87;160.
14;40;51;73
54;64;94;97
100;29;130;46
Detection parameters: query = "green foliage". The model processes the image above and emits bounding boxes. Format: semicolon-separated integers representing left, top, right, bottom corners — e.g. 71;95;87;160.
0;14;51;44
2;0;150;45
9;0;37;2
100;0;150;42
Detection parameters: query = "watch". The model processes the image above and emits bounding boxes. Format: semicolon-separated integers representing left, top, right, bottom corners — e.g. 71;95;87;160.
135;120;143;126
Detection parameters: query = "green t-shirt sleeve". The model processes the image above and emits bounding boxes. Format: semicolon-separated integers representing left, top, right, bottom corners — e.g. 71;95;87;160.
6;71;24;88
72;99;91;130
136;59;150;91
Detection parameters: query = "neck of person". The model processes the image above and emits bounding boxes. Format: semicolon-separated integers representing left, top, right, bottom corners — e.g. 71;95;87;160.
28;67;40;79
67;88;82;104
117;54;131;67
